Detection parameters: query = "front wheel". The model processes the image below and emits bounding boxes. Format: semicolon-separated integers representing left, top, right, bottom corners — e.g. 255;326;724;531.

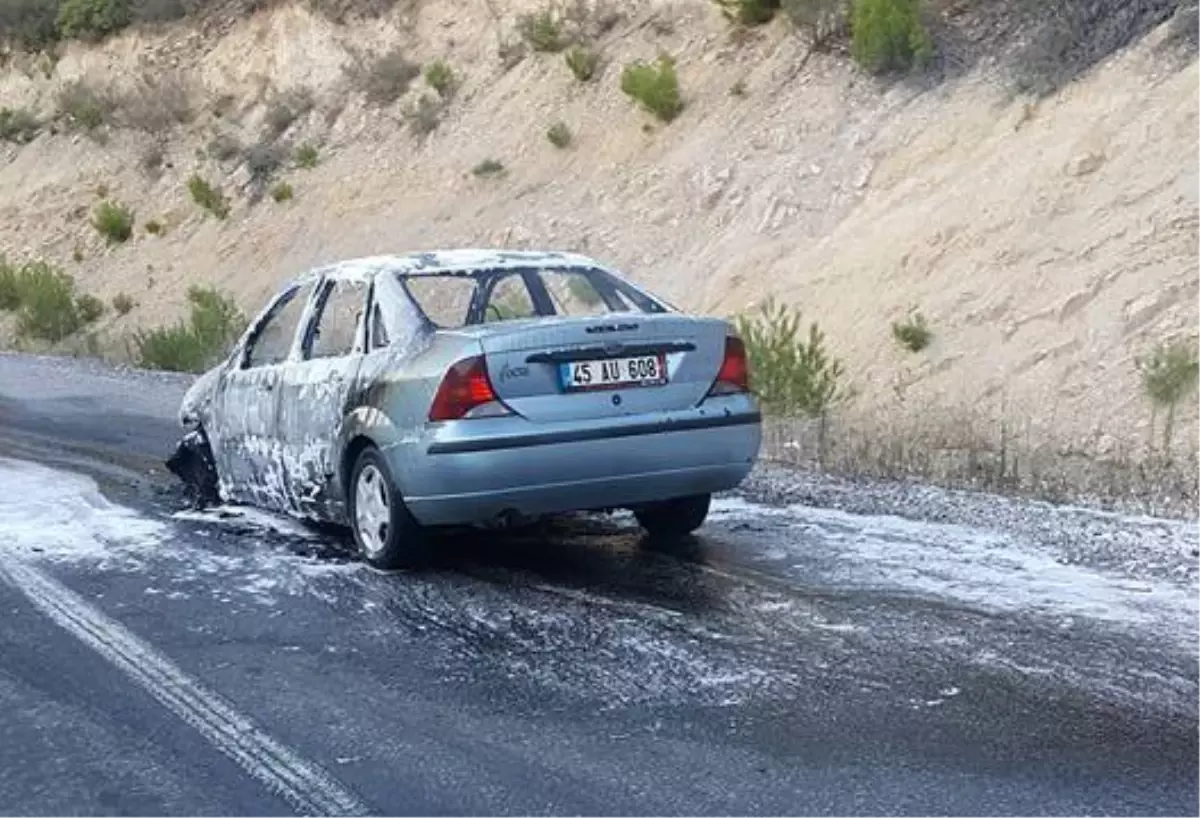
634;493;711;541
348;446;429;570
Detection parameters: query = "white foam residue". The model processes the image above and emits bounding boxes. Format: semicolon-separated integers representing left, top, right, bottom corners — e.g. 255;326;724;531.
172;504;322;540
710;496;1200;650
0;457;167;562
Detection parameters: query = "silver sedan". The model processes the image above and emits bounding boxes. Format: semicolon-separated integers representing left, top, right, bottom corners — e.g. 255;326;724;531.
168;250;762;568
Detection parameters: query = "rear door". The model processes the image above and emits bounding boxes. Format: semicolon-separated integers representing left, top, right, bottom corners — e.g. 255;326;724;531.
473;268;728;423
212;280;316;510
274;274;370;518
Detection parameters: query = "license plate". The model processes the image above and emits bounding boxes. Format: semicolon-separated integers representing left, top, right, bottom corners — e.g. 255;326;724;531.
560;354;667;391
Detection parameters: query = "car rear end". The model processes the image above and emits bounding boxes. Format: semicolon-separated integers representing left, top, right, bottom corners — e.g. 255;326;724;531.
388;278;762;526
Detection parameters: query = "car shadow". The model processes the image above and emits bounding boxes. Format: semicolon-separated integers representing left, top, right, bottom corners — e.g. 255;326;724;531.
296;512;728;616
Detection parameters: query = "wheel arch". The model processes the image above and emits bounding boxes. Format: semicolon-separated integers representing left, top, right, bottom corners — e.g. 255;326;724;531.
337;404;401;504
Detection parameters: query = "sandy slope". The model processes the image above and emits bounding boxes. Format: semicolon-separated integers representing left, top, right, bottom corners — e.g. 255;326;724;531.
0;0;1196;472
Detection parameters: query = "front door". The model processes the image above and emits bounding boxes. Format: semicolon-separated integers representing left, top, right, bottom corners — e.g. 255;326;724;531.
275;275;370;520
211;280;316;511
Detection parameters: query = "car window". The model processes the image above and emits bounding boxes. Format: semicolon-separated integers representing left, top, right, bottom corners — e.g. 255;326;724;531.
484;274;536;322
245;283;313;368
403;275;474;328
541;269;634;316
397;266;667;329
370;302;390;350
309;279;367;359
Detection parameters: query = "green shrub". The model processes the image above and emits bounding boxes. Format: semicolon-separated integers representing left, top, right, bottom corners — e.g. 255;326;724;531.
850;0;932;74
187;174;230;219
0;107;41;143
891;310;931;352
735;297;848;417
424;59;456;98
295;143;319;169
1138;337;1199;452
145;219;164;235
112;292;136;315
620;55;684;122
1;260;92;342
271;181;294;202
91;200;134;243
517;7;568;52
546;121;572;148
472;158;506;177
729;79;747;96
134;285;246;372
564;45;599;81
0;258;20;310
56;0;131;40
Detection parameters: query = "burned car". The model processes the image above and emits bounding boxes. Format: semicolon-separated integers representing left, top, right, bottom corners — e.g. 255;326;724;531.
168;250;762;568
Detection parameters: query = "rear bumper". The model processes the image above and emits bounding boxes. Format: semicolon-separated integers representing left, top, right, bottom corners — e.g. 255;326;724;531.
395;398;761;526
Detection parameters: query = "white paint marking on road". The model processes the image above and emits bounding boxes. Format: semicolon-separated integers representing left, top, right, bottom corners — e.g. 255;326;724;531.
0;457;372;816
0;559;371;817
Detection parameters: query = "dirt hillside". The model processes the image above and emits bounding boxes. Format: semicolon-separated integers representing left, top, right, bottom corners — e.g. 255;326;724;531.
0;0;1197;507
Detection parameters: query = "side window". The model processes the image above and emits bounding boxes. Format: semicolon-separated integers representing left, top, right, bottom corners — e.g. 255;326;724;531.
309;279;367;360
245;283;314;368
483;274;536;322
370;302;391;350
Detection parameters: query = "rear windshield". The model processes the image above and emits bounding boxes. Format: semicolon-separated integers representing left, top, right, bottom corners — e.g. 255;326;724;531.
398;266;667;329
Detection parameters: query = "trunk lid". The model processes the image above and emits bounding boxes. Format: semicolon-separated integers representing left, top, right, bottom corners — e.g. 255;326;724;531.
462;314;729;423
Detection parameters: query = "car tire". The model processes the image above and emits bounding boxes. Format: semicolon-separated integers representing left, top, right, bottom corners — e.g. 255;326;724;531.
634;493;711;541
348;446;429;570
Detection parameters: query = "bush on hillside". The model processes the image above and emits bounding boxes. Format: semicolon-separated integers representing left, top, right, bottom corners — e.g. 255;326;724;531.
91;199;135;243
134;285;246;373
264;86;314;138
423;59;456;98
892;310;932;352
295;143;319;169
187;174;230;219
0;107;41;143
56;0;130;40
620;55;684;122
565;45;600;81
546;120;572;148
0;259;103;343
850;0;933;74
517;7;568;52
112;292;136;315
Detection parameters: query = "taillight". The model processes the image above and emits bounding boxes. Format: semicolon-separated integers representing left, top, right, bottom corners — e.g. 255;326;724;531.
428;355;506;421
707;336;750;396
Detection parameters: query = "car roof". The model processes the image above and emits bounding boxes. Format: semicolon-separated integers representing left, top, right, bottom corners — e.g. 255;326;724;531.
296;249;607;285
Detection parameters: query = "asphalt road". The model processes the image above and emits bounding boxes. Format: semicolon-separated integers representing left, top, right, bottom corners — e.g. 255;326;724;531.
0;351;1197;816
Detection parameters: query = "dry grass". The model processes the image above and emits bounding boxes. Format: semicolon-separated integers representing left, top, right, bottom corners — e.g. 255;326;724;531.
344;47;421;107
761;407;1199;518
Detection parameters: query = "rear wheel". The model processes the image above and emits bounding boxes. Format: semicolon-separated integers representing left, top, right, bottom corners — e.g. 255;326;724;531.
634;493;711;541
348;446;429;570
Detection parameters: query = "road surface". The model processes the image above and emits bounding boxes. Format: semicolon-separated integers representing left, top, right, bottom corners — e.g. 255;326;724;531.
0;352;1196;816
